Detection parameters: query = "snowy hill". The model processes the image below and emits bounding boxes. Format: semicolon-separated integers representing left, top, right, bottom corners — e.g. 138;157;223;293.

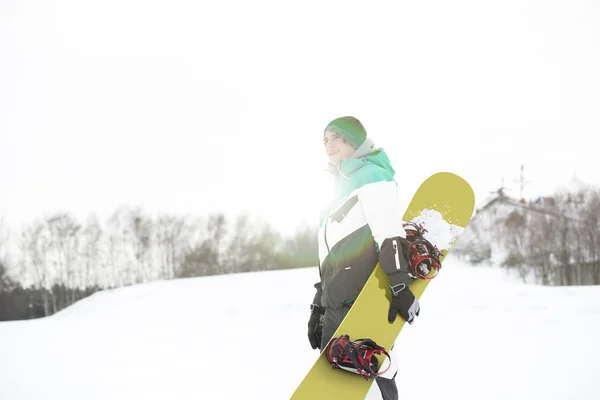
1;256;599;400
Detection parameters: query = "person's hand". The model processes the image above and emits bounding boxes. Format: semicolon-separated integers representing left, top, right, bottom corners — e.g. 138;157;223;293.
307;304;324;349
388;277;420;324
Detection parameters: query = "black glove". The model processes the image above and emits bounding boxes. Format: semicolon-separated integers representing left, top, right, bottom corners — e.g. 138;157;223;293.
388;273;420;324
307;304;324;349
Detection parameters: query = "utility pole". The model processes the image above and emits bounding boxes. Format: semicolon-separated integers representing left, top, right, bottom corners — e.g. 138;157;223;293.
514;164;530;201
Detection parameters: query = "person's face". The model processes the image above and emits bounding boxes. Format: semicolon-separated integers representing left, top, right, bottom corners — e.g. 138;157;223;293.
323;130;356;167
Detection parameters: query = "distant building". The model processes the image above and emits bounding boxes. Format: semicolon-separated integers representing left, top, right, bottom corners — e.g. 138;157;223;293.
452;188;570;264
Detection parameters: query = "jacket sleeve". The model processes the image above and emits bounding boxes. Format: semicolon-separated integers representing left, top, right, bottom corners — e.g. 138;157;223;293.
358;180;406;246
358;180;412;280
312;281;323;307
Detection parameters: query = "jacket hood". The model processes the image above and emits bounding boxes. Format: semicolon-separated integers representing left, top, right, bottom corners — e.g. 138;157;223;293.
326;138;395;179
320;139;396;225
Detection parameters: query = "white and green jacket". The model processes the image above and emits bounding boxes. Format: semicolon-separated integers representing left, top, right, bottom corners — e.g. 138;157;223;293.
313;139;410;310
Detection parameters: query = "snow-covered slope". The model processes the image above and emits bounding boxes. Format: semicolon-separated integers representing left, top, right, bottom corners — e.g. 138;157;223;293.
1;257;599;400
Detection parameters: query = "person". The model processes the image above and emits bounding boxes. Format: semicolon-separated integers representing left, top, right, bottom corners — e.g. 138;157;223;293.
306;116;420;400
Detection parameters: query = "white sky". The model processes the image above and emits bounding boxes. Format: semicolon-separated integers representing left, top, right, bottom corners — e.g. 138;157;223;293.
1;0;599;235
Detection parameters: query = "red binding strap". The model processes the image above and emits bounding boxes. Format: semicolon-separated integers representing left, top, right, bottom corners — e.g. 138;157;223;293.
326;335;391;380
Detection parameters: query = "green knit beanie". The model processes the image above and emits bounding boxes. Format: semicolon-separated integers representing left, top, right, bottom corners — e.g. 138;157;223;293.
323;116;367;147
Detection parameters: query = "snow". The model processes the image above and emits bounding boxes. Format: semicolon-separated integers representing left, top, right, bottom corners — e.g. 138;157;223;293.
411;209;464;249
1;257;599;400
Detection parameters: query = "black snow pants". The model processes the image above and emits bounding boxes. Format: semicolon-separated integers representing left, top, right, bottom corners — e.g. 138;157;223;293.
319;306;399;400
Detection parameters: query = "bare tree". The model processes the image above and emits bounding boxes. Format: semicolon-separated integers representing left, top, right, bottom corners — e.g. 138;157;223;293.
45;213;81;304
501;210;530;282
245;222;281;272
531;212;563;285
106;206;139;286
178;213;227;277
0;260;9;292
221;213;254;273
279;223;319;269
580;190;600;283
21;220;54;315
0;218;10;290
106;211;123;287
129;209;153;282
154;214;187;279
209;212;227;266
81;213;104;287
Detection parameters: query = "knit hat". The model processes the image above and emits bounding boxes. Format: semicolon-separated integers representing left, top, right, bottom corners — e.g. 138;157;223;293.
324;116;367;147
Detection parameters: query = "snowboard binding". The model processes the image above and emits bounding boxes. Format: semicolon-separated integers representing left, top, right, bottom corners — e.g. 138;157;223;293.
325;335;390;380
403;222;442;280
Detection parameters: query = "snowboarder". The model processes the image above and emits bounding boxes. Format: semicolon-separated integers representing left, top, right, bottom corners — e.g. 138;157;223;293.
307;116;420;400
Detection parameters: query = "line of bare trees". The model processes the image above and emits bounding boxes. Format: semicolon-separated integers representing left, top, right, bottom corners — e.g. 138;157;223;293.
0;208;319;320
499;186;600;285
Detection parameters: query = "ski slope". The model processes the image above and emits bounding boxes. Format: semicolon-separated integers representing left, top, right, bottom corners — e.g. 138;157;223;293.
1;256;599;400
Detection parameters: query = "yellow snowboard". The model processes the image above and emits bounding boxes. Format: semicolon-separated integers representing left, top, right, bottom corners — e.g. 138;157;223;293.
291;172;475;400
